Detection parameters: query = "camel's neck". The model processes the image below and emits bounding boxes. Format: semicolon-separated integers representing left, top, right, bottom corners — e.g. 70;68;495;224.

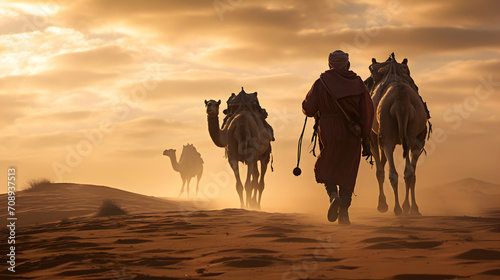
167;154;181;172
207;115;227;148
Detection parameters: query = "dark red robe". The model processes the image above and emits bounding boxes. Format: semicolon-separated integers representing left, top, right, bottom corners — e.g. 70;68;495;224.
302;69;374;192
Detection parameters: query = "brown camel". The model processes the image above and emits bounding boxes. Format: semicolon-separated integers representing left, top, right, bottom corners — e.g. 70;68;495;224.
163;144;204;198
367;53;431;216
205;89;272;209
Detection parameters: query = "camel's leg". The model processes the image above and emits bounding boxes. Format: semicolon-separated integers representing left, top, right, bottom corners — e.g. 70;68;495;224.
178;178;186;198
408;149;422;216
186;177;192;199
229;160;245;208
250;163;260;209
195;174;201;197
402;154;412;215
383;143;402;216
245;163;256;209
378;151;388;213
371;133;388;213
408;134;425;216
257;158;269;210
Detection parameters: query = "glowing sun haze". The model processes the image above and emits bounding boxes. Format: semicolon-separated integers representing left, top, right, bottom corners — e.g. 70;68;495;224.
1;0;499;211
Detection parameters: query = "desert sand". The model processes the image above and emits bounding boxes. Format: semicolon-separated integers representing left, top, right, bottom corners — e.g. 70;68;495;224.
1;182;500;280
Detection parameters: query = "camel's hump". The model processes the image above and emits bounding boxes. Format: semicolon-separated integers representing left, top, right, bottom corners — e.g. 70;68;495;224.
228;88;258;105
179;145;203;165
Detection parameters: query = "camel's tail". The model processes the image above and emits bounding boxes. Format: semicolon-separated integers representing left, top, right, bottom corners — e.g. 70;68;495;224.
401;126;409;159
398;110;410;159
391;100;412;159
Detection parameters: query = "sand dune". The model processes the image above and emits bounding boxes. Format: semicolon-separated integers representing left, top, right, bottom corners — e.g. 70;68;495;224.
418;178;500;216
1;182;499;279
0;183;179;227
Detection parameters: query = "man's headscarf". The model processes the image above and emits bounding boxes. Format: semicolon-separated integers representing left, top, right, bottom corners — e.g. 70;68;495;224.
328;50;349;70
321;50;366;99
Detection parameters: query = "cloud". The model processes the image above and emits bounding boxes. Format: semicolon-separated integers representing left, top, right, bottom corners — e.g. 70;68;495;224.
0;26;106;77
0;130;87;155
20;110;114;130
414;59;500;144
0;115;200;156
121;72;306;104
110;116;200;141
50;45;140;72
52;1;500;62
202;26;500;69
0;6;49;35
0;93;37;126
0;70;118;92
420;59;500;104
53;0;216;35
393;0;500;27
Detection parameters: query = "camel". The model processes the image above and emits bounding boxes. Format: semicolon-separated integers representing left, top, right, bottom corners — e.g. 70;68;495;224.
205;88;272;209
163;144;204;198
367;53;431;216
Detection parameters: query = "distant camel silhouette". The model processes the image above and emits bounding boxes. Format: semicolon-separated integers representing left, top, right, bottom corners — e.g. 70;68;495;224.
367;53;431;216
205;88;272;209
163;144;203;198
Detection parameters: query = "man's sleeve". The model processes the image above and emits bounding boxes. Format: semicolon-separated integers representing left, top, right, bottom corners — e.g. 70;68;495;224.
359;87;374;139
302;80;320;117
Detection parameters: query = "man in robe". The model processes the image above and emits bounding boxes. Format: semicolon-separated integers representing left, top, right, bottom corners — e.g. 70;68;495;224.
302;50;374;225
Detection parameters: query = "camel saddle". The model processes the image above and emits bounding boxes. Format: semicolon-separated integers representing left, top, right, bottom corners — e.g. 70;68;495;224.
222;87;274;141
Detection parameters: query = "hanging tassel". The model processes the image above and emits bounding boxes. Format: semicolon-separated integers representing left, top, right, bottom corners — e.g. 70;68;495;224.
309;116;320;157
293;116;308;176
270;151;274;172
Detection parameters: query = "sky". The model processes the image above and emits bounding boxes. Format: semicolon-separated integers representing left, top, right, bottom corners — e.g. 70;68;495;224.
1;0;499;212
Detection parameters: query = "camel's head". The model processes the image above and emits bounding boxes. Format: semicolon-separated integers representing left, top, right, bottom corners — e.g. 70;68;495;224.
163;149;176;157
368;59;389;86
368;54;412;90
205;99;221;117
